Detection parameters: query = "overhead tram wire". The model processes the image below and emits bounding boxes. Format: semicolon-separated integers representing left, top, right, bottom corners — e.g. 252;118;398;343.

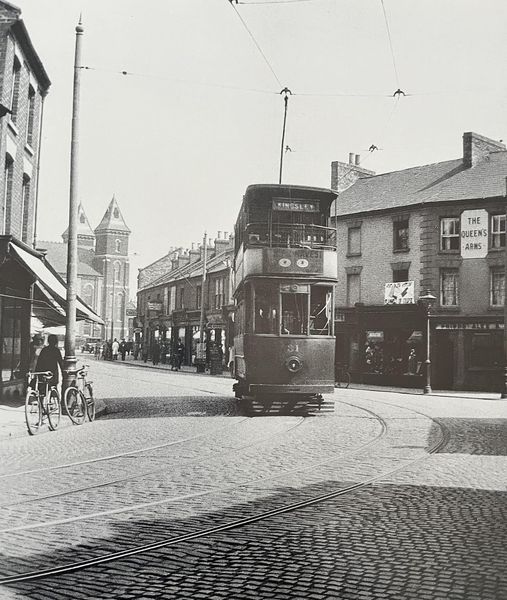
228;0;283;89
380;0;400;89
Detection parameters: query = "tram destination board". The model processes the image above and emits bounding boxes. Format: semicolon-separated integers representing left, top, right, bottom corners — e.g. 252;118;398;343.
264;247;323;274
272;198;320;212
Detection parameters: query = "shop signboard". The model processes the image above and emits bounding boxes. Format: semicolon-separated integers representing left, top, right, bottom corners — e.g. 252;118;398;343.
384;281;415;305
460;209;488;258
435;322;503;330
147;301;163;312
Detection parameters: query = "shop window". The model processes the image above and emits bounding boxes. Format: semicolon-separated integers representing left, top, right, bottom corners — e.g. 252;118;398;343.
254;281;279;334
346;273;360;306
490;269;505;307
281;283;308;335
393;220;409;251
490;214;505;249
347;226;361;256
309;285;333;335
440;217;460;251
440;269;459;306
392;268;409;283
1;295;22;382
469;333;502;369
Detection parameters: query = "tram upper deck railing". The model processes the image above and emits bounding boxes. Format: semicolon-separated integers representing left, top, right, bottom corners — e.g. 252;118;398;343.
244;222;337;251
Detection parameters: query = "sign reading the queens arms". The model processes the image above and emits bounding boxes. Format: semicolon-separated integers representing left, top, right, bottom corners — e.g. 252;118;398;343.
460;209;488;259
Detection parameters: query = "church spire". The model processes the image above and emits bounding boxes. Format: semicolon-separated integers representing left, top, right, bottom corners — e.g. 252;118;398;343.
94;195;131;233
62;203;95;247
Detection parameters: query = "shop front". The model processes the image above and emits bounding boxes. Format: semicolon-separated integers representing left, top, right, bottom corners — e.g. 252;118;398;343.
335;304;426;388
432;317;503;392
0;236;103;401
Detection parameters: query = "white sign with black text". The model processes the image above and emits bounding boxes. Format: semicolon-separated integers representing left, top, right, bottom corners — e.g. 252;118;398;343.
384;281;415;305
460;209;488;259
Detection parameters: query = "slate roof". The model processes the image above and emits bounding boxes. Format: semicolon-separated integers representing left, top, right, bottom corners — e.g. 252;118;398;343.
334;150;507;217
95;196;131;233
139;247;233;292
62;204;95;240
38;241;102;278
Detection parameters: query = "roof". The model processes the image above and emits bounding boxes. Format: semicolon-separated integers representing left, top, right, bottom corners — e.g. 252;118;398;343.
334;150;507;217
139;247;233;292
62;204;95;240
95;196;131;234
38;241;102;278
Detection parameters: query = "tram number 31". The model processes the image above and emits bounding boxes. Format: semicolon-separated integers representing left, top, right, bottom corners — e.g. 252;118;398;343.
287;343;299;353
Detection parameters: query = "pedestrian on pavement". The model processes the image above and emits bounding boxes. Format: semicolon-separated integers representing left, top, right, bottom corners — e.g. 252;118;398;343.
112;338;119;361
176;338;185;370
119;339;127;361
152;342;160;366
35;334;63;391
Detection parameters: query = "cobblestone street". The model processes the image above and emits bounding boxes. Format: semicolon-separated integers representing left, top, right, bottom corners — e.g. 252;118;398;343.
0;357;506;599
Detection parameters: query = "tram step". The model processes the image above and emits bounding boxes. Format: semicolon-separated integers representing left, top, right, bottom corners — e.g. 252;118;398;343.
244;397;335;416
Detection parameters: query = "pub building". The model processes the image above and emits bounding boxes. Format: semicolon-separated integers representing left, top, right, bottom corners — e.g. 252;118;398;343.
331;132;507;392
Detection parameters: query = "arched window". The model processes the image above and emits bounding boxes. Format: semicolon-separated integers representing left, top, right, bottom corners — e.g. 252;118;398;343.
116;292;124;322
80;213;86;224
82;283;94;308
113;262;121;283
115;239;121;253
113;208;119;219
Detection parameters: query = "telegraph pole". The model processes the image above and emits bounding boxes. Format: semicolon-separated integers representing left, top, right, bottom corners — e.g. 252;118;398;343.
63;18;84;389
278;88;291;184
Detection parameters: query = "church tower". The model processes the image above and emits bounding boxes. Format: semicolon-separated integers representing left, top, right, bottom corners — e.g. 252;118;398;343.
94;196;131;341
62;203;95;249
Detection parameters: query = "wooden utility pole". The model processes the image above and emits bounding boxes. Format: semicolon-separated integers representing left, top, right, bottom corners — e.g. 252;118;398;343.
63;18;84;389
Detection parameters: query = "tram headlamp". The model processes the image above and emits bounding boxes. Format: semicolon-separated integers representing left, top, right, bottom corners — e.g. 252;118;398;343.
286;356;303;373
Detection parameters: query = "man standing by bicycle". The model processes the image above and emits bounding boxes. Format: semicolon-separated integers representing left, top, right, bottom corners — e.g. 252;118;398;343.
35;335;63;389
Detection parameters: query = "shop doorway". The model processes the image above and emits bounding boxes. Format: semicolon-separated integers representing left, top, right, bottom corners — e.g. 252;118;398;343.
433;332;454;389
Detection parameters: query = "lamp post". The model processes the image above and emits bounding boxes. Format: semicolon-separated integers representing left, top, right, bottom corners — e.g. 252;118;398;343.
418;291;436;394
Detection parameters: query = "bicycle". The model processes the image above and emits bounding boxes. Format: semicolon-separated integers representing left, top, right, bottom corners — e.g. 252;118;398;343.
25;371;61;435
335;364;351;389
63;365;94;425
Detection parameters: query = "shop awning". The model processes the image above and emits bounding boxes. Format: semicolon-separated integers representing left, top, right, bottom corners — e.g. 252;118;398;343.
9;241;104;325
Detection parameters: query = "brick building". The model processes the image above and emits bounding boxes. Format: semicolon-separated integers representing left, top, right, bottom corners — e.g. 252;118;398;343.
137;233;234;367
0;2;101;401
40;196;131;345
332;131;507;392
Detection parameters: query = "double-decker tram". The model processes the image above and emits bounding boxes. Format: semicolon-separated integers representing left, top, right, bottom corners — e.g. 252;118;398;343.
232;184;338;411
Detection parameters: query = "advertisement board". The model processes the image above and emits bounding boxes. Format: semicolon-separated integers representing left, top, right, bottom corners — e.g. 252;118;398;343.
384;281;415;305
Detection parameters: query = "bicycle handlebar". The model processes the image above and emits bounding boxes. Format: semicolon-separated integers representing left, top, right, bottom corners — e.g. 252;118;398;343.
27;371;53;380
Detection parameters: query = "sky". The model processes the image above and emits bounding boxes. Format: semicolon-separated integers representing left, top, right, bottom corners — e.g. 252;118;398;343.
16;0;507;292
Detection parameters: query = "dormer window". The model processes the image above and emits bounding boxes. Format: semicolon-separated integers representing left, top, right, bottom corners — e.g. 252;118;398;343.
113;208;119;219
80;213;86;224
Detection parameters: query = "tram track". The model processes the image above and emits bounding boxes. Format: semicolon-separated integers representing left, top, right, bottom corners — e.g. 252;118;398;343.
0;403;385;534
0;400;449;585
0;399;396;583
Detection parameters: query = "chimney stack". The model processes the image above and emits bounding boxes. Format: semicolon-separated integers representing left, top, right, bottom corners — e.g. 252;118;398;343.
463;131;506;168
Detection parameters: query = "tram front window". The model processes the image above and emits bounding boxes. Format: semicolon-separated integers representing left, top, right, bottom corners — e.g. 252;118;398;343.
281;284;309;335
254;282;278;334
310;285;333;335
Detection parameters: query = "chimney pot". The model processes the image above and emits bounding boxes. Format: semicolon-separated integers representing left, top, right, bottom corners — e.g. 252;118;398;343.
348;152;354;165
355;154;360;166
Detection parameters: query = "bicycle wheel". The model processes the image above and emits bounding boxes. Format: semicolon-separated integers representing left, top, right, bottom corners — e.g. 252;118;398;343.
63;387;86;425
25;390;42;435
47;388;61;431
84;383;95;421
